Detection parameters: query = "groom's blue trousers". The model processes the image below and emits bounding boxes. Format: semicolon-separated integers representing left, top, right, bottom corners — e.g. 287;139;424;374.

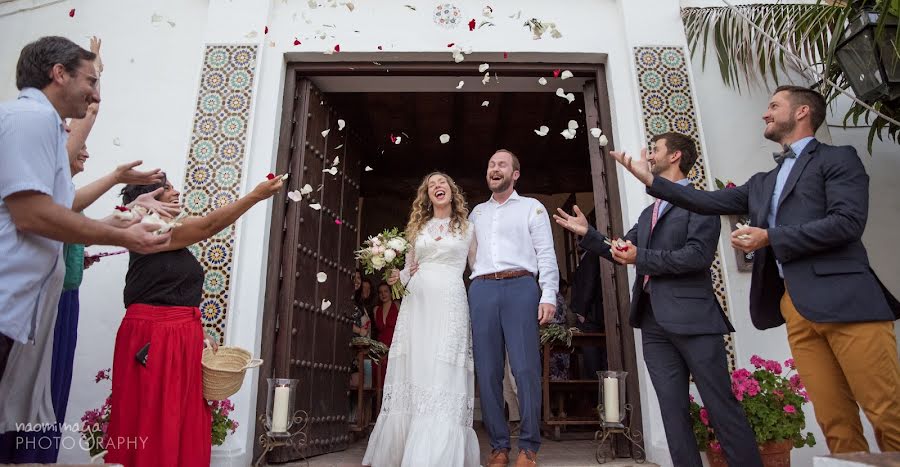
468;275;542;452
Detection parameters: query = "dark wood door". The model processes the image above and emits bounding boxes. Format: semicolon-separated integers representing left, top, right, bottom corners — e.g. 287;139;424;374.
257;77;361;462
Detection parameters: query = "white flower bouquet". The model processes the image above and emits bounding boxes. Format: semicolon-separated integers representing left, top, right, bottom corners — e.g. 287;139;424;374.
355;227;410;299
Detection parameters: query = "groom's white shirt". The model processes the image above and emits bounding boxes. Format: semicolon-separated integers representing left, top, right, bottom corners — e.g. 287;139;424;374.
469;190;559;305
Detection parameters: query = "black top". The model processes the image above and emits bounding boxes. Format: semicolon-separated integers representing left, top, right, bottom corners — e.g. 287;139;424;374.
123;248;205;308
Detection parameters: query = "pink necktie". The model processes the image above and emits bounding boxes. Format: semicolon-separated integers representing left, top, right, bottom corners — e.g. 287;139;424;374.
643;199;661;289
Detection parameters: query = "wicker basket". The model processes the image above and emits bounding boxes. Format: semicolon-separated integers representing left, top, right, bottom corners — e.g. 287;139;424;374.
201;346;263;401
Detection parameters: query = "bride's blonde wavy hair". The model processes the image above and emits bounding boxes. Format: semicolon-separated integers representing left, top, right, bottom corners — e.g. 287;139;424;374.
405;172;469;243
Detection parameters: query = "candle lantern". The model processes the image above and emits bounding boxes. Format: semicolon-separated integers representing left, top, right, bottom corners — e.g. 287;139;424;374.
597;371;628;426
265;378;298;437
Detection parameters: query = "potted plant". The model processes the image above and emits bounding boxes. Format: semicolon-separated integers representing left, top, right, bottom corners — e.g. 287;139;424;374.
690;356;816;466
81;368;239;462
715;178;754;272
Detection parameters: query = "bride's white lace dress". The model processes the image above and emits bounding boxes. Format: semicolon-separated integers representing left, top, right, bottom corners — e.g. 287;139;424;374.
362;217;480;467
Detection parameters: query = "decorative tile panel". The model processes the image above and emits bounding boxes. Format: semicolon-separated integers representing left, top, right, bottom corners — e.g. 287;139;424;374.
182;45;258;343
633;46;736;371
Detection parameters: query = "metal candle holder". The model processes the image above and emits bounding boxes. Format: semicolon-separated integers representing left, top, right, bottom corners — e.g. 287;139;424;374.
253;410;309;467
594;370;646;464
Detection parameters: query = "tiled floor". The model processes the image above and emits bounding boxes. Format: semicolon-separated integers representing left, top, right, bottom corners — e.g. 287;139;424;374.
286;427;655;467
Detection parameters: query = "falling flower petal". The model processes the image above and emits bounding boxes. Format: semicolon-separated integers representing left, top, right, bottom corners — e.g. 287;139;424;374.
538;77;547;85
482;72;490;85
287;190;303;202
478;63;490;73
394;136;402;144
403;4;416;11
265;26;269;34
113;137;122;146
345;2;355;11
390;134;397;144
468;18;476;31
482;100;490;107
332;156;340;166
599;135;609;146
590;128;603;138
282;173;290;181
556;88;574;103
503;52;509;59
309;203;322;210
334;144;344;149
561;70;573;80
365;166;374;172
377;45;383;50
534;126;549;137
561;129;576;140
439;134;450;144
321;299;331;311
456;80;465;89
321;129;331;137
334;44;341;53
245;31;258;38
323;167;338;176
335;219;343;225
447;42;455;48
337;119;346;130
294;39;301;46
317;272;327;282
565;93;575;103
568;120;579;131
301;184;313;195
483;6;493;17
69;8;75;17
553;69;561;78
266;173;276;180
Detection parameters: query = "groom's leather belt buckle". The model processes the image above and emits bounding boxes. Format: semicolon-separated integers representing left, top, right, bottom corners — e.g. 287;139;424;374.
476;269;534;281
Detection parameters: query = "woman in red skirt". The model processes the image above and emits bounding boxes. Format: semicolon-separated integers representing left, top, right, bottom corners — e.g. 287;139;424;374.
105;174;282;467
372;282;399;388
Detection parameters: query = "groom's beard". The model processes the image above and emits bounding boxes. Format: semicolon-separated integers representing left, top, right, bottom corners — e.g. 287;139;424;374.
490;177;512;193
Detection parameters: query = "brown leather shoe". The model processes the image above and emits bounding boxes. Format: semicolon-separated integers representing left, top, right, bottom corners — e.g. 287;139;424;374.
515;449;538;467
487;448;510;467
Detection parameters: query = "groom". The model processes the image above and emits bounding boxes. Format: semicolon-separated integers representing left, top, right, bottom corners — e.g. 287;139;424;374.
469;149;559;467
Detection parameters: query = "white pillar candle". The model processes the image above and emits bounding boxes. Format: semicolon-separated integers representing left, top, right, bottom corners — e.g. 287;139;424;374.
272;385;291;432
603;377;620;422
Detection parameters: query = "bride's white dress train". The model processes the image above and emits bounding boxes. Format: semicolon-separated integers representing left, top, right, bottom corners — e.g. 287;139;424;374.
362;218;480;467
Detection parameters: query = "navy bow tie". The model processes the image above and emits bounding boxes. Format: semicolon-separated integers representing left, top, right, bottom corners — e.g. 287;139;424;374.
773;145;796;164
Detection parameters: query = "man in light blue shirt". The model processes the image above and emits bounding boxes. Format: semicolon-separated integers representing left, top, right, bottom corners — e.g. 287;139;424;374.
0;37;171;360
767;135;814;277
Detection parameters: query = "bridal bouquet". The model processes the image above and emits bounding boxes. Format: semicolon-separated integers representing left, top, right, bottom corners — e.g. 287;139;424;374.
356;227;409;299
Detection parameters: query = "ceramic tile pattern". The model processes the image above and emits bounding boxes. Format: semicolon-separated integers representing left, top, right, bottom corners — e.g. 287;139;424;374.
182;44;257;343
634;46;736;370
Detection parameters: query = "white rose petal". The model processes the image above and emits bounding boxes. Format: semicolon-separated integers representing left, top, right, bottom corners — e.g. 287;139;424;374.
482;72;490;85
287;190;303;202
534;126;549;137
452;51;465;63
321;299;332;311
371;256;386;270
332;156;340;166
456;80;465;89
309;203;322;210
590;128;603;138
560;70;573;80
394;136;402;144
599;135;609;146
383;249;397;262
439;134;450;144
561;129;576;140
568;120;578;131
337;119;346;130
113;137;122;146
538;77;547;85
317;272;327;283
323;167;338;175
281;173;290;181
300;184;313;195
478;63;490;73
481;100;490;107
321;129;331;137
365;166;374;172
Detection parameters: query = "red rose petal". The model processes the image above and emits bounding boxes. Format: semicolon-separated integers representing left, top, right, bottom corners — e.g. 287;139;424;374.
115;206;130;212
377;45;383;50
553;69;561;78
468;19;476;31
264;26;269;34
334;44;340;53
447;42;455;48
335;219;343;225
390;134;397;144
293;39;301;46
266;173;276;180
503;52;508;59
68;8;75;17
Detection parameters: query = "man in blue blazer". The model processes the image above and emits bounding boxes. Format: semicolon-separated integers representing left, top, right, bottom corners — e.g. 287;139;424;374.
555;132;761;467
610;86;900;454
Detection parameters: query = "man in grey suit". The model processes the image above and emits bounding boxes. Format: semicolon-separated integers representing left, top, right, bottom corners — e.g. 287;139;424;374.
610;86;900;454
554;132;762;467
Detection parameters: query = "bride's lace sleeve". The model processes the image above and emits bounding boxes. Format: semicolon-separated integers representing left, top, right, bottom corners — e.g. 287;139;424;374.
398;244;416;286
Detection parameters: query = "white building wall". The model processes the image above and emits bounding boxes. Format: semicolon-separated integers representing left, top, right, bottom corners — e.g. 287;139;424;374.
1;0;896;465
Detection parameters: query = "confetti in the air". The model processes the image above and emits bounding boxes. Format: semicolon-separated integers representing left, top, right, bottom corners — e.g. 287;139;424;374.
478;63;490;73
317;272;327;283
365;166;374;172
556;88;575;104
287;190;303;202
456;80;465;89
468;18;476;31
482;100;490;107
538;77;547;85
321;129;331;137
561;70;574;80
534;126;549;137
68;8;75;17
439;134;450;144
337;119;346;130
321;299;332;311
294;39;301;46
309;203;322;210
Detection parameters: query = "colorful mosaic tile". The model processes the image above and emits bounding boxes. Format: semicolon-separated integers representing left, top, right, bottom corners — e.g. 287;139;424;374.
633;46;736;371
181;44;257;343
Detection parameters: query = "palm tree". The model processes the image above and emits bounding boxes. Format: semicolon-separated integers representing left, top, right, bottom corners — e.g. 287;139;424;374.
681;1;900;151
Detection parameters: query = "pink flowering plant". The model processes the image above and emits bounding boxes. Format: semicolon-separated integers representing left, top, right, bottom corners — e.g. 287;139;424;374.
80;368;238;455
209;398;239;446
690;356;816;453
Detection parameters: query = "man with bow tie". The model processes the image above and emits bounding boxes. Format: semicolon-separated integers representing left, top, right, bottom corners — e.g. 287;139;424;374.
555;132;761;467
609;85;900;454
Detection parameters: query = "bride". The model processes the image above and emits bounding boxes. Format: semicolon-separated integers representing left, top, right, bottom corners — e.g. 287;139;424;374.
362;172;480;467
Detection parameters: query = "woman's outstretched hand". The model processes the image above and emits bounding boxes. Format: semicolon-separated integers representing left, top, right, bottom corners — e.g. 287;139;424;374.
251;175;285;201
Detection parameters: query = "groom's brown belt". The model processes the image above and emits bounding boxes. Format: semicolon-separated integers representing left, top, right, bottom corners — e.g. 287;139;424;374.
475;269;534;281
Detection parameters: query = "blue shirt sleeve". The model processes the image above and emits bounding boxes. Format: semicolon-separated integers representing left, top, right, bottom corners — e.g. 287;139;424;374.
0;108;61;200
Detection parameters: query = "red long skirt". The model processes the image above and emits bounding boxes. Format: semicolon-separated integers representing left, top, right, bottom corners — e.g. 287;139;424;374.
105;304;211;467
